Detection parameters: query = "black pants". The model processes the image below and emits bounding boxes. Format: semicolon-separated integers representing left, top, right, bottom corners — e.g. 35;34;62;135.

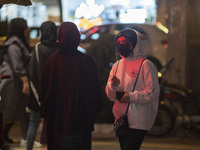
119;128;147;150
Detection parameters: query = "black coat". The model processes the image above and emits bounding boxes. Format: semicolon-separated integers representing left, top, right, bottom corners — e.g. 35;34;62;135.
39;50;103;149
28;43;58;112
39;22;103;150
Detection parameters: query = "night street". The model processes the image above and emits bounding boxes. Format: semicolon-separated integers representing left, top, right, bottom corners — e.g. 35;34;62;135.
7;123;200;150
92;137;200;150
7;137;200;150
1;0;200;150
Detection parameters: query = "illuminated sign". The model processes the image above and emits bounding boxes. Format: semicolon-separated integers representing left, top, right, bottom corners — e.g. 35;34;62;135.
75;0;105;19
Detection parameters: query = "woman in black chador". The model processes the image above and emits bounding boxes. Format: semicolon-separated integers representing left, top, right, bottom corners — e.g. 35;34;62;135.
27;21;59;150
39;22;103;150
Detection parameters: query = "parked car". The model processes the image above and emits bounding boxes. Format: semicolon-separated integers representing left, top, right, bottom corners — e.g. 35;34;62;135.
80;23;168;66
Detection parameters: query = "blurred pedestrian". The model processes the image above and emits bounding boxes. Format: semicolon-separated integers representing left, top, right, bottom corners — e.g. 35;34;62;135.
26;21;59;150
0;74;10;150
39;22;103;150
0;18;30;146
105;29;160;150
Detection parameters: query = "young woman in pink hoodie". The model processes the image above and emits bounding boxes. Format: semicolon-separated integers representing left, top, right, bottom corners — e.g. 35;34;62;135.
105;29;160;150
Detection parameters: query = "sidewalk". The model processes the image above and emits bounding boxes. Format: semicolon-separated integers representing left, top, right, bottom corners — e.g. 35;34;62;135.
8;122;200;141
92;124;200;150
8;123;116;143
7;123;200;150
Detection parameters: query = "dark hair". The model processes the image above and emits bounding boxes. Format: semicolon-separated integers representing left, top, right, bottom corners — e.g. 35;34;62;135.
6;18;29;49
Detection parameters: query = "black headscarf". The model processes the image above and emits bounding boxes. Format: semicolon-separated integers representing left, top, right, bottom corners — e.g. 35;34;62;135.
115;28;137;48
57;22;80;54
115;28;137;58
6;18;29;49
40;21;58;47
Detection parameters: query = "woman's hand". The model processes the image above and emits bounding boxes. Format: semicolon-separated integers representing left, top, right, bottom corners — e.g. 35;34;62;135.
22;81;30;95
20;76;30;95
111;75;120;87
0;73;2;79
119;92;130;103
0;73;2;83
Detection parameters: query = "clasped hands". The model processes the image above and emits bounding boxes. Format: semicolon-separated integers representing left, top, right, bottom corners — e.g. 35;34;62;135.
111;75;130;103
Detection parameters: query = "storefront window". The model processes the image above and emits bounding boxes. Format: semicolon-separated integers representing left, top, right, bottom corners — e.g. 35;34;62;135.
0;2;47;27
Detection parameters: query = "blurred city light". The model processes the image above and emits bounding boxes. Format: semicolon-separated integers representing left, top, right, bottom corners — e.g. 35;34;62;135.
0;2;47;26
75;17;102;30
78;46;86;53
156;22;169;34
75;0;105;19
110;0;130;6
158;72;162;78
142;0;155;6
120;8;147;23
0;0;157;29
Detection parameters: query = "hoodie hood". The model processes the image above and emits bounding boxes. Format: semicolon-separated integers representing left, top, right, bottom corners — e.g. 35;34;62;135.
58;22;80;54
131;29;147;60
4;36;27;51
116;29;147;60
3;36;30;63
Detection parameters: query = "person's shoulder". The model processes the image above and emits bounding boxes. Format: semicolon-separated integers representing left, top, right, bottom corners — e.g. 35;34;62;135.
45;51;58;62
4;36;20;48
4;36;17;45
39;43;58;50
144;58;157;66
144;58;152;64
42;51;58;70
38;43;58;55
143;58;158;71
77;51;94;62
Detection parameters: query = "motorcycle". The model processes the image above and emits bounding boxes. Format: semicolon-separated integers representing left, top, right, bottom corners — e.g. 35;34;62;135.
147;58;200;139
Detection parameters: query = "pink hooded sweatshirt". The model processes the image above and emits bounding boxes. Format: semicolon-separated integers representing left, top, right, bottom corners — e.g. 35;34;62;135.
105;30;160;131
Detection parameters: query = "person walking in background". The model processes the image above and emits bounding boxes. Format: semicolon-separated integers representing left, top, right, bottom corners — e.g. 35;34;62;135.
26;21;59;150
0;74;11;150
105;29;160;150
0;18;30;147
39;22;103;150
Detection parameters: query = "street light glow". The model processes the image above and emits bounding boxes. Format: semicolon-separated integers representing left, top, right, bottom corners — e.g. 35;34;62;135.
110;0;130;6
75;0;105;19
156;22;169;34
120;8;147;23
